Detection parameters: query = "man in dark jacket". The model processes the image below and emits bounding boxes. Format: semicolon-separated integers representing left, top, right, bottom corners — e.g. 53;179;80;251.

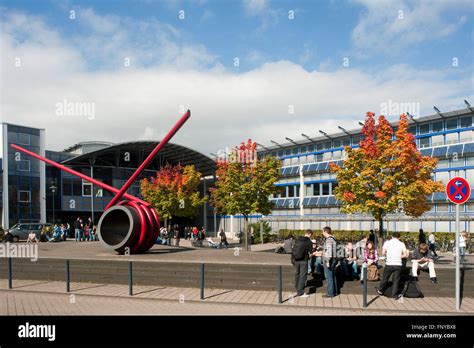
291;229;313;297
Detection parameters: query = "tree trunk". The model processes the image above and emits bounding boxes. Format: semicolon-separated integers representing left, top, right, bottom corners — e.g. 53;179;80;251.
243;216;249;252
378;216;385;245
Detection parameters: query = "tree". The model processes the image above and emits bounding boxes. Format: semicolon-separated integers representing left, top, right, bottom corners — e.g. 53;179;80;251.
330;112;443;240
210;139;281;251
140;164;207;227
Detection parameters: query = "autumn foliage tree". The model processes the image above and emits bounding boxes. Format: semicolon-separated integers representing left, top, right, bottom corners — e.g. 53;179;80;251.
140;164;207;227
330;112;443;239
210;139;281;251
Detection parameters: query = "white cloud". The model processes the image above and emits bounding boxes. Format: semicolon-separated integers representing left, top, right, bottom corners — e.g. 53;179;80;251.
1;9;472;159
352;0;471;54
243;0;267;15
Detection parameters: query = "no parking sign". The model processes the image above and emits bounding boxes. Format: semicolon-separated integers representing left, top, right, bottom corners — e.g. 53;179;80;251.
446;177;471;204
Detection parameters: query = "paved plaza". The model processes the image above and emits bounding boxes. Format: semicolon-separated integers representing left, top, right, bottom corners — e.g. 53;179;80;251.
0;279;472;315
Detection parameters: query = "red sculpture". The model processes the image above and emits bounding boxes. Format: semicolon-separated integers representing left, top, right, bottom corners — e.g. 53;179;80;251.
11;110;191;254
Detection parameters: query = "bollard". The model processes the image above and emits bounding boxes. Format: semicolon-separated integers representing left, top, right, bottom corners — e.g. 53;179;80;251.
362;263;368;308
199;263;205;300
128;261;133;296
8;257;12;289
278;265;283;304
66;260;70;292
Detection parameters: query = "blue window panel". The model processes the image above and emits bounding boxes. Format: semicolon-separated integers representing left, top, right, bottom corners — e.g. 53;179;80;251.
303;197;311;206
291;166;300;175
317;162;328;171
336;160;343;167
432;192;447;201
302;164;310;173
282;167;291;175
308;164;318;172
327;196;336;205
463;143;474;156
420;148;432;157
319;197;328;206
309;197;319;206
432;146;448;158
447;144;463;157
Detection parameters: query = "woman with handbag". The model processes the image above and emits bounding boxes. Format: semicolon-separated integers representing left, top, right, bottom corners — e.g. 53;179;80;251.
364;241;379;281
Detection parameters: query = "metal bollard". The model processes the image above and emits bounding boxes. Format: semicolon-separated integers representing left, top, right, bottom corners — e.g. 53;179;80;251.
128;261;133;296
199;263;205;300
278;265;283;304
66;260;70;292
362;263;368;308
8;257;12;289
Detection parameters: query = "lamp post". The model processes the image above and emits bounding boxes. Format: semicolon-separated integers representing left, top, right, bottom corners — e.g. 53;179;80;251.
50;184;57;224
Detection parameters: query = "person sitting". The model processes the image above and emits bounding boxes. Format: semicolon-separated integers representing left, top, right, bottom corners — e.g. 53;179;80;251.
4;230;13;243
363;241;379;266
48;224;62;242
206;237;219;248
411;243;437;284
341;242;358;280
27;232;39;243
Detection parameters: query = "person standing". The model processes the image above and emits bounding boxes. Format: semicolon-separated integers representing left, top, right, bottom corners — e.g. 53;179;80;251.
219;229;229;249
174;226;180;246
418;229;426;244
291;229;313;298
459;231;467;263
321;226;339;298
88;217;95;241
73;217;82;242
376;232;409;300
428;232;438;258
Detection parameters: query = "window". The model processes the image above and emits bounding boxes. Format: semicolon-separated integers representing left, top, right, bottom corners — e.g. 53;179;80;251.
19;190;31;203
333;150;342;160
313;183;321;196
341;137;350;146
436;171;449;184
446;119;457;130
436;204;449;212
72;179;82;196
300;145;307;153
466;169;474;183
285;149;291;156
352;135;361;146
332;139;341;148
305;184;313;196
292;147;298;155
322;183;330;195
307;144;314;152
316;154;323;162
17;160;30;171
323;152;332;161
466;156;474;166
271;151;277;157
437;160;449;169
432;121;443;132
278;150;283;157
279;186;287;198
419;137;430;148
288;186;295;197
17;133;31;145
419;123;430;134
62;178;73;195
316;142;323;151
460;130;473;143
331;182;338;195
460;116;472;128
323;141;332;150
445;132;458;145
408;125;416;135
83;181;92;197
431;135;444;146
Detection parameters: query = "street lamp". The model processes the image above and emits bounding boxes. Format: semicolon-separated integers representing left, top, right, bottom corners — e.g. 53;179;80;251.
338;126;351;135
318;130;331;139
50;184;57;224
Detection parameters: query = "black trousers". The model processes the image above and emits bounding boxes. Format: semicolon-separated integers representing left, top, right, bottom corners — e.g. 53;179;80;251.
294;260;308;296
429;243;438;257
379;265;403;298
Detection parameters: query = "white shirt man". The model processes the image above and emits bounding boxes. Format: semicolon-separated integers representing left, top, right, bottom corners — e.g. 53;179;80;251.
376;233;408;299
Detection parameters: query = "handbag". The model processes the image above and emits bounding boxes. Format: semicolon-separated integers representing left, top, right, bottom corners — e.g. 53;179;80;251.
367;264;379;281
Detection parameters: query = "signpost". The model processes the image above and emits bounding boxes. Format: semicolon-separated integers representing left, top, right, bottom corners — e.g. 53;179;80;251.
446;177;471;311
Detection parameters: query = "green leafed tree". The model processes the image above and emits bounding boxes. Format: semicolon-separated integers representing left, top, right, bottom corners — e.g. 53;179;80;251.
210;139;281;251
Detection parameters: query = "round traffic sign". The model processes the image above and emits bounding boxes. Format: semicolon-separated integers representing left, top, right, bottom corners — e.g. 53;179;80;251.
446;177;471;204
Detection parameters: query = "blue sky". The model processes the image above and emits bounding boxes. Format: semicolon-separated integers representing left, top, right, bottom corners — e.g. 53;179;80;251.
1;0;473;154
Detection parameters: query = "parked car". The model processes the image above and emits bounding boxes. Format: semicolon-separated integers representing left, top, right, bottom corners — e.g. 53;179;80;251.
8;223;53;242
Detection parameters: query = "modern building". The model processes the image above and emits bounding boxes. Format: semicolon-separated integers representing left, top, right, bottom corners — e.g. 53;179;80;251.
1;125;217;230
218;104;474;235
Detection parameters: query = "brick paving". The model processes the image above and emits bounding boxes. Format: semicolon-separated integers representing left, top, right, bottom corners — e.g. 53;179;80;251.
0;279;472;315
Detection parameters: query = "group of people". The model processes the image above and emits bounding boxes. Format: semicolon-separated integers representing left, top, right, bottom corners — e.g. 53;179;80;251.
290;227;457;299
156;226;208;246
73;217;97;242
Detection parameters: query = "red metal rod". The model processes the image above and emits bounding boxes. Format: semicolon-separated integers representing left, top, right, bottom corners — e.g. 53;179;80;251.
10;143;147;204
105;109;191;210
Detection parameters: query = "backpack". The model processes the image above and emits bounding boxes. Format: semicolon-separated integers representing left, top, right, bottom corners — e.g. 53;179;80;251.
402;280;424;298
367;264;380;281
291;238;307;261
328;236;345;262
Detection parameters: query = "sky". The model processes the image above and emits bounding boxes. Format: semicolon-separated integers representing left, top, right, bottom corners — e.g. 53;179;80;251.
0;0;473;156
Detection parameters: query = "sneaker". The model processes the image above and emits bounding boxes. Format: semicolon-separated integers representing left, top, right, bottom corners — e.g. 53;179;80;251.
322;294;334;298
393;294;403;300
430;277;438;284
299;293;310;298
375;287;383;296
